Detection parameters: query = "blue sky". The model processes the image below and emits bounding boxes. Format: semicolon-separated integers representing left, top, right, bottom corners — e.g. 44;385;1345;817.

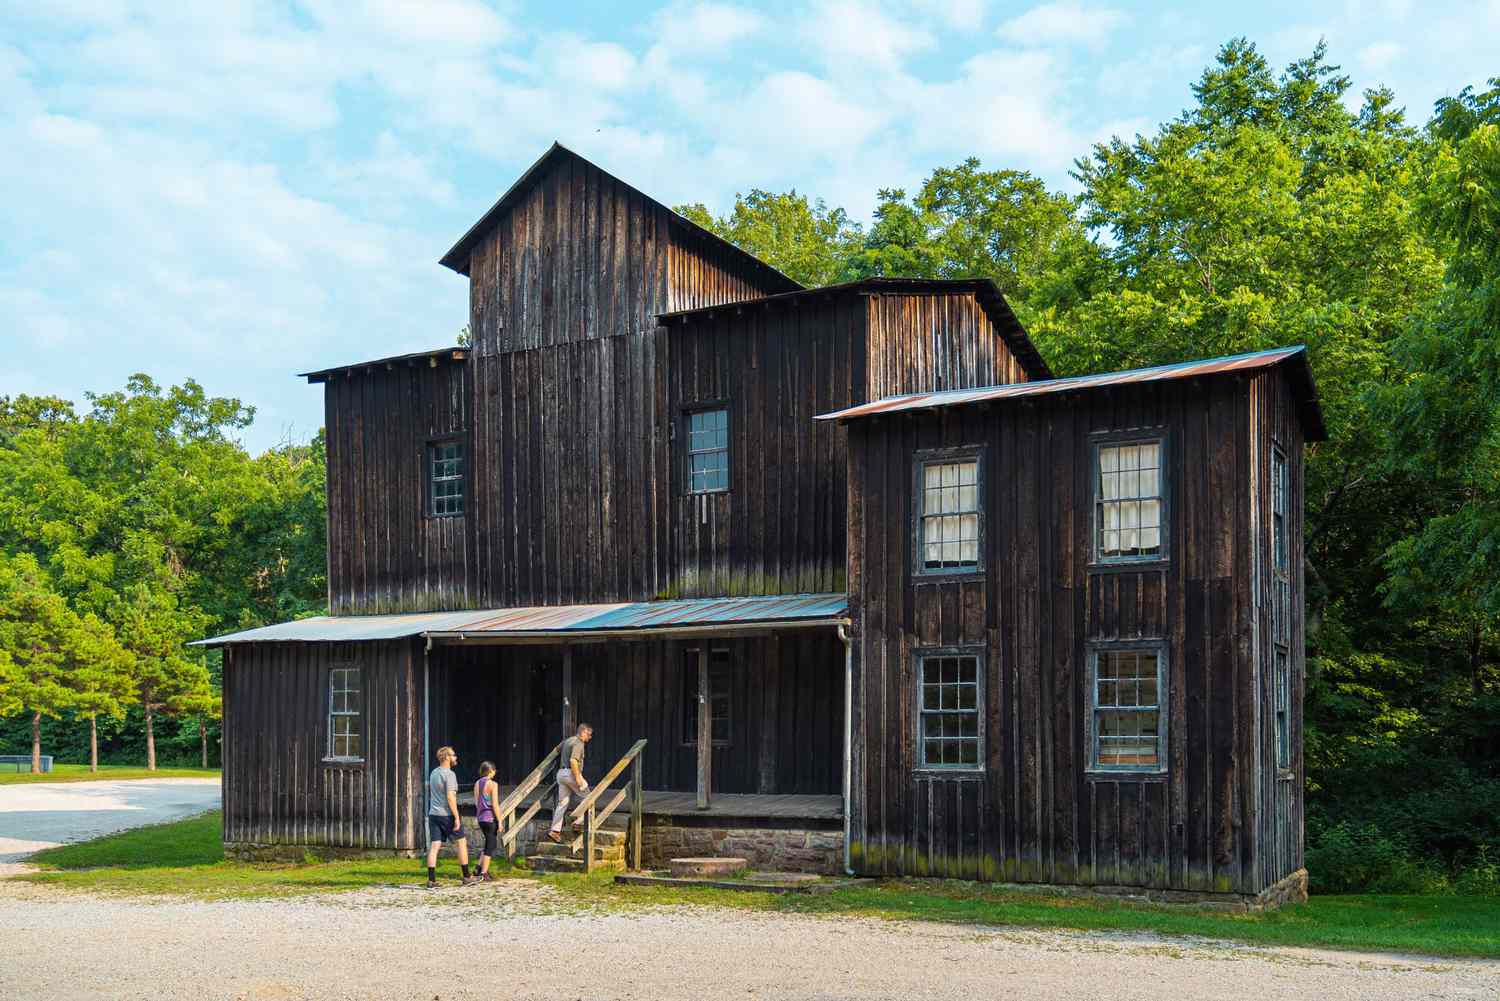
3;1;1496;453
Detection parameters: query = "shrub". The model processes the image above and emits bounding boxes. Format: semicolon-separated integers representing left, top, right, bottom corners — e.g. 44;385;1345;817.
1453;847;1500;897
1307;822;1449;894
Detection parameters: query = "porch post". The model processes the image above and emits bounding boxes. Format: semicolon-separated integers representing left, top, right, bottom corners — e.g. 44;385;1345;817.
696;644;711;810
561;645;575;739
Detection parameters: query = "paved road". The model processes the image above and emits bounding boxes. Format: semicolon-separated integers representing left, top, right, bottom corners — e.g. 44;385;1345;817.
0;881;1493;1000
0;778;220;863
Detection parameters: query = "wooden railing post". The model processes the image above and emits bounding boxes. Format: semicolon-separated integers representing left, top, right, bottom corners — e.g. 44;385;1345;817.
585;803;596;875
696;645;711;810
505;806;516;861
631;755;643;871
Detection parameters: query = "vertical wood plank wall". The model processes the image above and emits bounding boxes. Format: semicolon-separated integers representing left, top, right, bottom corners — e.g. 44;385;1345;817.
847;374;1304;894
865;292;1031;395
426;633;844;796
221;640;421;851
323;360;472;615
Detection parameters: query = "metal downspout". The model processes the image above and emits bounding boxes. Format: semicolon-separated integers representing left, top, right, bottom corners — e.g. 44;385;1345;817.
422;636;431;840
837;622;854;876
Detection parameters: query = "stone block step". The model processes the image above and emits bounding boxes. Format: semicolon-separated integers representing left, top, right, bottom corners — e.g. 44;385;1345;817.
669;857;748;878
532;841;625;862
528;855;624;874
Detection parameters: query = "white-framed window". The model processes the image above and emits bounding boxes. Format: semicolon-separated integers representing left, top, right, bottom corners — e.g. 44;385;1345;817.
681;646;731;746
428;439;465;517
915;452;982;575
686;407;729;494
1095;438;1165;562
327;665;363;761
916;650;983;770
1087;646;1167;773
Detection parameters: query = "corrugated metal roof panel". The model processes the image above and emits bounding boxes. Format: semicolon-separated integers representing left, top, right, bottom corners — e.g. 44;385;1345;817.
192;594;849;646
814;345;1326;441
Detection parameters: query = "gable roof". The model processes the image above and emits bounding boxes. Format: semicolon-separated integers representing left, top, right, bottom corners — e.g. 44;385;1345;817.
438;142;801;296
815;345;1327;441
657;277;1055;382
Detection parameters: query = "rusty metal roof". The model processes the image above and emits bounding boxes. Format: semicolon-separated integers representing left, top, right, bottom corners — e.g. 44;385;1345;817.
657;277;1054;382
191;593;849;646
299;347;469;384
816;345;1326;441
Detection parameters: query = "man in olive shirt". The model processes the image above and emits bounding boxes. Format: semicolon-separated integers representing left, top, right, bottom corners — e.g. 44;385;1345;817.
547;723;593;842
425;745;477;888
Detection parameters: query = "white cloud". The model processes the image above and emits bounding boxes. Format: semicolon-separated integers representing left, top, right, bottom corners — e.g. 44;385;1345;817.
997;2;1126;48
907;0;989;30
648;1;766;55
802;0;935;70
1357;41;1402;71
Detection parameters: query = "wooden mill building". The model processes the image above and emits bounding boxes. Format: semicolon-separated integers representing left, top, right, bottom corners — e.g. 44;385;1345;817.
198;143;1321;907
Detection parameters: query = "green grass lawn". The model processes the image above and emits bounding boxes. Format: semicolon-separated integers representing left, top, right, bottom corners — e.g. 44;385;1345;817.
18;810;1500;959
0;763;220;785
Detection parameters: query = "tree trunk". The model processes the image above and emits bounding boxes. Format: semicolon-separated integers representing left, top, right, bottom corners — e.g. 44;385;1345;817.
31;711;41;775
90;714;99;773
144;701;156;771
200;718;207;769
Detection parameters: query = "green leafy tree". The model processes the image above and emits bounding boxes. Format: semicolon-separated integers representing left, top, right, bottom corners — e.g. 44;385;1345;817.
677;190;863;287
66;622;134;773
0;553;117;772
111;581;212;771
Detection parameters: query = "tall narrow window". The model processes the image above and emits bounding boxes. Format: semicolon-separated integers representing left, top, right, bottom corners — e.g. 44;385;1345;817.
917;651;983;770
327;666;363;760
1095;439;1164;561
917;455;982;574
686;408;729;494
1274;648;1290;769
681;647;731;745
1272;447;1289;644
1089;647;1166;772
428;439;465;517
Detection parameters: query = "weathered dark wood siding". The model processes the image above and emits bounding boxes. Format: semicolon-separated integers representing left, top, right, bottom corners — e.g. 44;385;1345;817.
846;372;1306;893
324;359;472;615
866;292;1031;395
221;640;422;851
464;153;787;356
427;632;843;796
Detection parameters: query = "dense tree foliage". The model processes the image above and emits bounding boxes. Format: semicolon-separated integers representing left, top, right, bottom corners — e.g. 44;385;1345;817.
0;378;326;769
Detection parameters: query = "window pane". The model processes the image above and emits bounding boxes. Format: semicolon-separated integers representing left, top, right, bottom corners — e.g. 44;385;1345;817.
1093;652;1163;770
687;409;729;494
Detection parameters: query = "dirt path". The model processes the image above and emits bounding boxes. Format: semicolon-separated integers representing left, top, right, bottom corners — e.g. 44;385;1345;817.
0;880;1493;1000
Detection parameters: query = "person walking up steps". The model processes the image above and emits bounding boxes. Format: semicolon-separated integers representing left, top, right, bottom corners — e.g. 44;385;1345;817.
548;723;593;843
425;746;477;889
473;760;500;881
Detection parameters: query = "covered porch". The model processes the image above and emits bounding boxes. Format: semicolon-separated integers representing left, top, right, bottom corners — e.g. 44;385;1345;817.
421;594;850;839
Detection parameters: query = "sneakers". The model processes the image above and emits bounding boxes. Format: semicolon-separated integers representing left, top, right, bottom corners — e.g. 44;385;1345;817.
425;879;438;890
482;872;497;883
546;830;562;843
461;874;481;886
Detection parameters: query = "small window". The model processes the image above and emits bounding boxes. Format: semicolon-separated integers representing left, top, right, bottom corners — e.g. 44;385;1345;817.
428;439;465;517
1089;647;1166;772
917;652;982;770
1271;446;1289;644
1274;648;1290;770
682;647;731;745
686;408;729;494
917;456;981;574
327;666;363;760
1096;439;1164;561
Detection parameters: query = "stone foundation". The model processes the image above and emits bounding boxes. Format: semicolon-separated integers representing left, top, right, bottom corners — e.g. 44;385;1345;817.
948;867;1309;913
458;816;845;875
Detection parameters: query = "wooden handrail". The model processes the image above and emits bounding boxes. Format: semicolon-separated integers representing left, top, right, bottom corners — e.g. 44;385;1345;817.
494;741;562;819
569;738;648;823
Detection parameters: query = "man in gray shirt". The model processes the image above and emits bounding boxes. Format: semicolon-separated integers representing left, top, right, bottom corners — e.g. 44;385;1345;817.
425;745;476;888
548;723;593;842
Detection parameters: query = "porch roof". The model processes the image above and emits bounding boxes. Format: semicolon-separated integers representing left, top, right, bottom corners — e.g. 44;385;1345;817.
190;593;849;646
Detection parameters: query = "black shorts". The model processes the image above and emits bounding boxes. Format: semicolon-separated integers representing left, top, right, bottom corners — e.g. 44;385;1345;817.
427;814;462;844
478;819;498;856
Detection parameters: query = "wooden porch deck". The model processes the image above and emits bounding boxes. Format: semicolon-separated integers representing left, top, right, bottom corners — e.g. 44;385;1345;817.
466;786;842;823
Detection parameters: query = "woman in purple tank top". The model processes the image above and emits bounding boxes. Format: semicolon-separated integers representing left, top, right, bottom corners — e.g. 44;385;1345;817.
474;761;500;881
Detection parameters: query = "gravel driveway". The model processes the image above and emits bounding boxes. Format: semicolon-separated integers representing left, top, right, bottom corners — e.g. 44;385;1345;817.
0;778;220;864
0;880;1493;1001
